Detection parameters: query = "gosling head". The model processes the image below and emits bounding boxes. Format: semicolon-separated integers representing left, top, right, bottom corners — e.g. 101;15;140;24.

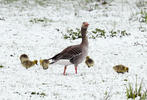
20;54;29;59
33;60;38;65
40;59;43;65
125;67;129;72
86;56;90;60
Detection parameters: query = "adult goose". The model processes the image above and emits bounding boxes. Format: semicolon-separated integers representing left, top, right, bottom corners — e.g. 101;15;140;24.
49;22;89;75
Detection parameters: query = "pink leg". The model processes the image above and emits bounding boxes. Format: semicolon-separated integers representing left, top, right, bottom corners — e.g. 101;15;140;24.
75;66;77;74
63;66;67;75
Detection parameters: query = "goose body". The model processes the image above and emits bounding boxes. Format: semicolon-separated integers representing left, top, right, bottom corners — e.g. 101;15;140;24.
22;60;38;69
50;44;88;66
49;22;89;75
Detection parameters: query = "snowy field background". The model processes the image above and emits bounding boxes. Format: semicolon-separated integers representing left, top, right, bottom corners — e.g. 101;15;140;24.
0;0;147;100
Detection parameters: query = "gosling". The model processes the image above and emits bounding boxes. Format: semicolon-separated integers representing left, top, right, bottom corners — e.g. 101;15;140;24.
113;64;129;74
85;56;94;68
20;54;37;69
40;59;50;70
21;60;38;69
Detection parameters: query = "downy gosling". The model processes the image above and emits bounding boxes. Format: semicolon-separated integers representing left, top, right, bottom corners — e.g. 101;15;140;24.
40;59;50;70
113;64;129;74
20;54;38;69
85;56;94;68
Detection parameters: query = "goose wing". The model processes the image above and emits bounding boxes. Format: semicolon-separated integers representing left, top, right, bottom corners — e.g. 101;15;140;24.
51;45;82;62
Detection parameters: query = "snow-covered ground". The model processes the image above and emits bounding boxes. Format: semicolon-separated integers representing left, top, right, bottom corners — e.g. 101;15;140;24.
0;0;147;100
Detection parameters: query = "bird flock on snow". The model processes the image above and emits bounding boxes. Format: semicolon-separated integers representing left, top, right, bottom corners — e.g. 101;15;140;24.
20;22;129;75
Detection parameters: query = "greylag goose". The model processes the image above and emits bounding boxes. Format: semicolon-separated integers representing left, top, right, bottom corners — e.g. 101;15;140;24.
85;56;94;68
48;22;89;75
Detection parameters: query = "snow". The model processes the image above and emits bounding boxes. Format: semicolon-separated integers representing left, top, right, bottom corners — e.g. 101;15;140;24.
0;0;147;100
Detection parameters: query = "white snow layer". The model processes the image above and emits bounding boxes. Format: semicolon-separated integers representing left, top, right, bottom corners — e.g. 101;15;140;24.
0;0;147;100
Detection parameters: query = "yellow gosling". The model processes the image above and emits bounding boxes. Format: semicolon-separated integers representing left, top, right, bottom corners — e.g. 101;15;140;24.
113;64;129;74
40;59;50;70
85;56;94;68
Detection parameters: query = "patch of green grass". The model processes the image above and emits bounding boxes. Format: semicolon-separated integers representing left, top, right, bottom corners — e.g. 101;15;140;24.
29;17;53;24
91;28;106;38
34;0;49;6
64;28;82;40
109;30;117;37
110;30;131;38
1;0;18;4
63;28;130;40
31;92;36;95
0;65;4;68
104;91;111;100
35;0;45;6
126;78;147;100
0;0;49;6
84;0;93;3
139;10;147;24
40;92;46;96
143;13;147;24
136;0;147;8
31;92;46;97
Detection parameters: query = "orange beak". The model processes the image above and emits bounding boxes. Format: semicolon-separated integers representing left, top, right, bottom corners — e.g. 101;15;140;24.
85;22;89;26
